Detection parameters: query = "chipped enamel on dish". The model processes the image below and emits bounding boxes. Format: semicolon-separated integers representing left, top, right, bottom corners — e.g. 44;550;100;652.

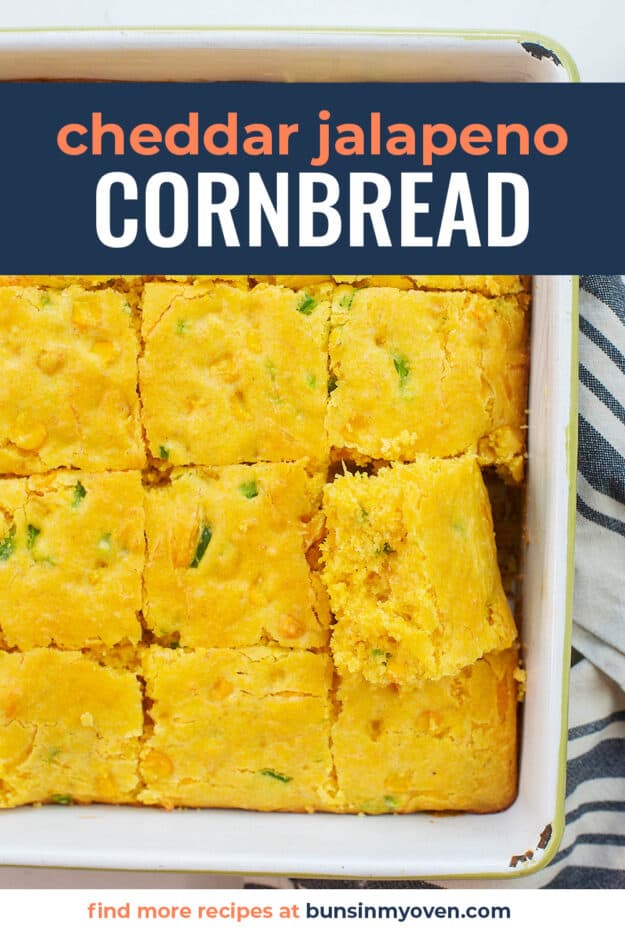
0;29;577;878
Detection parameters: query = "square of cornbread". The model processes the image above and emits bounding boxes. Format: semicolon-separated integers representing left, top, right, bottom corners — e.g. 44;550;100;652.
322;458;517;684
0;285;144;474
326;286;529;480
0;649;142;807
143;463;329;649
332;649;519;814
139;281;330;466
0;471;144;650
139;647;335;810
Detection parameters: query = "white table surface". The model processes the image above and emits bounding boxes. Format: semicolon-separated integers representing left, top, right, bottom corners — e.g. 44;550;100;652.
0;0;620;889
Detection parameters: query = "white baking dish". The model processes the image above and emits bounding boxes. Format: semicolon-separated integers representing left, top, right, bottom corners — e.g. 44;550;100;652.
0;28;578;878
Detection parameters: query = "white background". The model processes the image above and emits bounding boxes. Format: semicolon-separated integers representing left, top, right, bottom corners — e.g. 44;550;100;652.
0;0;622;890
3;888;624;935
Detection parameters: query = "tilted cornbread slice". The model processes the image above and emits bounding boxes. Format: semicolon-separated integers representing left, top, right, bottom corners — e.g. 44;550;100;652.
143;463;329;649
139;647;335;810
0;285;144;474
139;281;330;466
0;471;144;650
322;458;517;684
0;649;143;807
332;648;519;814
326;286;529;480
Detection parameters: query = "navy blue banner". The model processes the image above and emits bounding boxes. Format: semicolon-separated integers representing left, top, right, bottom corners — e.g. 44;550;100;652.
0;81;623;273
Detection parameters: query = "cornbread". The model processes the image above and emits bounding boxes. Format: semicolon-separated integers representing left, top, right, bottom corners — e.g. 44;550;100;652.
322;458;517;684
0;471;144;651
0;648;142;807
0;273;528;816
332;649;519;814
262;275;527;297
404;275;527;295
143;463;329;649
0;276;139;289
326;286;529;480
0;285;144;474
139;647;335;811
139;280;330;467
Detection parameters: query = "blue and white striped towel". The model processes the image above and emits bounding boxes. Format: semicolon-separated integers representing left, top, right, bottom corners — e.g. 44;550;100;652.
544;274;625;887
573;277;625;693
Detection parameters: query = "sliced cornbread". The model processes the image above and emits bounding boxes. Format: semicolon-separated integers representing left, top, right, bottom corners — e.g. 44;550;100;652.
139;647;335;811
0;285;144;474
0;649;142;807
322;458;517;684
139;280;330;467
143;463;329;649
326;286;529;480
0;471;144;650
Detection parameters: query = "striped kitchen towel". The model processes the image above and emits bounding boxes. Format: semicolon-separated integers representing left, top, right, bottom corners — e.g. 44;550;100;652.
533;273;625;887
573;276;625;691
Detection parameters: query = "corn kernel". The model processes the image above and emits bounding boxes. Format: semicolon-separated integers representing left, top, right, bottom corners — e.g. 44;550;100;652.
222;367;240;385
1;691;21;720
278;615;306;640
95;772;117;800
171;527;197;568
384;771;413;793
91;340;117;364
71;294;102;330
142;749;174;780
11;414;47;451
246;331;262;354
211;678;233;700
36;349;65;375
102;388;131;417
